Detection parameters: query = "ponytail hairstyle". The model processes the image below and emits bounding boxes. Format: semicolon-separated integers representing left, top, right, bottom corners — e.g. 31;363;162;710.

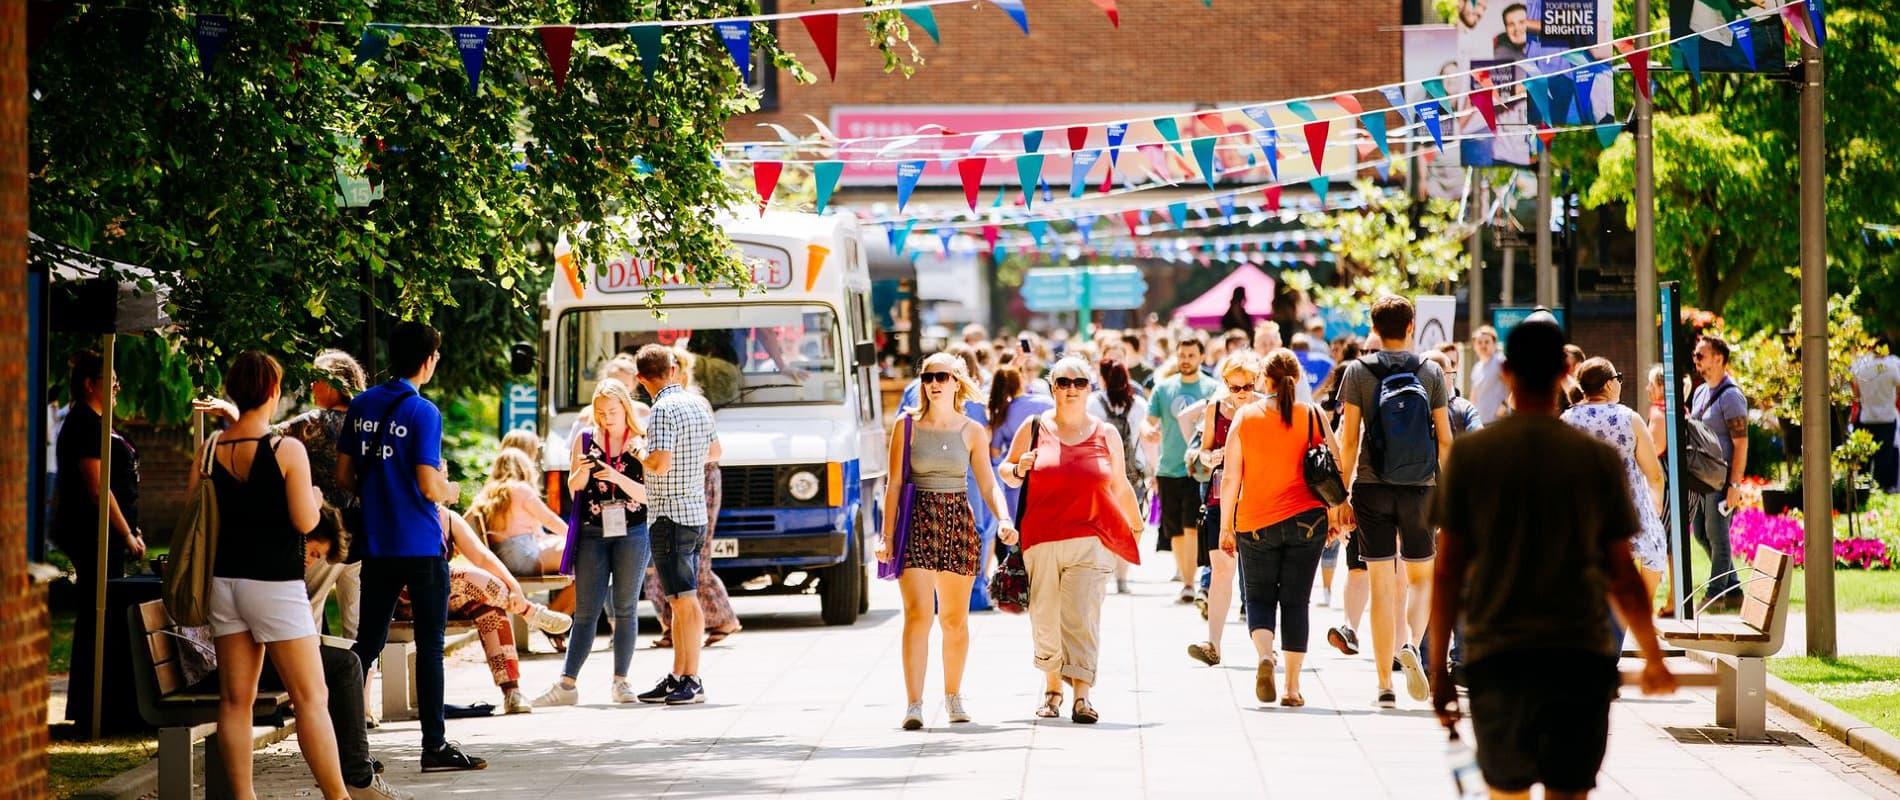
1263;348;1301;425
1098;358;1135;412
987;365;1023;432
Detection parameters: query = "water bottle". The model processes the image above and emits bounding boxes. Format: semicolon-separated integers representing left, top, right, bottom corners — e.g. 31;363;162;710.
1446;730;1485;799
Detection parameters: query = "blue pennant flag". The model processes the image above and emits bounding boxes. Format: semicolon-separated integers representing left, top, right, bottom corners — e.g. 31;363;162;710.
986;0;1030;34
1810;0;1826;47
1106;123;1129;166
1242;106;1275;129
194;14;232;76
993;243;1008;265
883;221;897;250
896;160;926;211
1379;87;1411;123
1190;137;1219;188
1022;129;1044;153
1360;112;1390;161
1545;73;1578;125
1416;103;1444;153
630;26;665;79
1251;129;1279;181
715;21;752;84
1027;220;1049;249
1524;74;1552;127
1195;206;1213;222
1016;154;1046;208
1217;195;1236;224
900;7;941;43
1168;202;1189;230
893;219;918;255
1070;150;1102;198
1040;177;1052;204
1309;177;1329;207
451;26;490;94
813;161;843;214
937;228;955;256
1726;18;1757;70
1077;215;1097;245
1595;122;1624;148
356;26;390;65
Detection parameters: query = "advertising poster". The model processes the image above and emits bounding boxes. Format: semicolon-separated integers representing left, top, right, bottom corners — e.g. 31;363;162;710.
1669;0;1788;74
1450;0;1614;138
1404;25;1467;199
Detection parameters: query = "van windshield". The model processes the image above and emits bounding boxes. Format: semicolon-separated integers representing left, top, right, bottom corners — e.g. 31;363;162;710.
560;304;845;411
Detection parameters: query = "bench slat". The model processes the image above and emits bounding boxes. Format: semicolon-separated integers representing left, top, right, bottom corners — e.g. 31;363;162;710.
139;600;169;633
155;660;186;695
1655;618;1771;643
147;631;175;664
1742;598;1773;631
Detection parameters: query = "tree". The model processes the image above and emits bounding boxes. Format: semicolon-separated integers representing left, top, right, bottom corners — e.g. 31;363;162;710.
1292;176;1472;313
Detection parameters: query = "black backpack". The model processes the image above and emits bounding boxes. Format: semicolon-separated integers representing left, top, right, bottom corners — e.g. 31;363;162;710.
1360;354;1438;485
1683;382;1740;495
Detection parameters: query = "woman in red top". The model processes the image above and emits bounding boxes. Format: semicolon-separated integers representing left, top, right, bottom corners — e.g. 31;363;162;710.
1218;349;1345;707
1001;357;1143;724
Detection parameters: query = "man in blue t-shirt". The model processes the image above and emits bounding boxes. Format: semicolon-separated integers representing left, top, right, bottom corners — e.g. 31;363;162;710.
339;321;486;772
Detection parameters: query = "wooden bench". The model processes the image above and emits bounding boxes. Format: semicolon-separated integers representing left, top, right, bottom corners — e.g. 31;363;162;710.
126;600;293;800
1655;546;1794;742
466;511;574;650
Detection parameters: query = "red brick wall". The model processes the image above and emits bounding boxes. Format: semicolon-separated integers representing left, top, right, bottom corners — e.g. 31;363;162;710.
123;423;199;536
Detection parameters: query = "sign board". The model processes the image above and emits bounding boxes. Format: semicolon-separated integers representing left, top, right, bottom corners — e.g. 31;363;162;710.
1020;266;1148;313
1413;295;1456;353
1491;305;1566;342
595;242;793;294
1659;282;1691;620
501;383;538;435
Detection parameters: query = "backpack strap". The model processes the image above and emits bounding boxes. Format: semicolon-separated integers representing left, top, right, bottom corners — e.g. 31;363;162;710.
900;415;914;486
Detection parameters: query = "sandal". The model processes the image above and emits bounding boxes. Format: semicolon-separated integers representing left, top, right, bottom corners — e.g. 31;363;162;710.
1071;697;1100;724
1280;692;1305;708
1188;642;1221;667
1035;691;1063;719
547;633;567;654
703;630;731;647
652;633;673;649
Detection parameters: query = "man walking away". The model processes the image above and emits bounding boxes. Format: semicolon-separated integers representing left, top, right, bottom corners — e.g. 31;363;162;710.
632;345;719;705
1429;318;1676;799
1336;295;1455;708
1851;339;1900;493
341;321;485;772
1689;335;1748;610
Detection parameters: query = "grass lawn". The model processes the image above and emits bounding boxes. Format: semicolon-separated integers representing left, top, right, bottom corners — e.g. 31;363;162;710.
1768;656;1900;740
49;610;74;675
1683;543;1900;613
48;735;155;799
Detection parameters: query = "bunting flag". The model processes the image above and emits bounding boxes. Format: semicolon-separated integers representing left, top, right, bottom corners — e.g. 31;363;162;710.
1121;210;1142;237
1090;0;1120;27
1727;18;1757;70
1069;150;1101;198
194;14;231;75
1524;74;1552;125
1077;214;1096;245
1106;122;1129;165
992;243;1007;264
1471;86;1498;133
892;219;918;255
537;26;576;90
1216;195;1236;225
1416;103;1444;152
1022;129;1044;153
987;0;1030;35
983;224;1000;251
1360;111;1390;161
1302;120;1329;174
715;21;751;84
956;158;987;211
1309;177;1330;207
1067;126;1089;153
1190;137;1218;188
753;160;781;211
1286;100;1317;122
355;27;389;65
937;228;955;256
798;13;839;80
1595;122;1624;148
901;7;940;43
1015;154;1045;208
1809;0;1826;47
1331;93;1363;115
1781;3;1815;48
1546;73;1577;125
1422;78;1451;112
1674;39;1701;84
1263;185;1282;213
812;160;842;214
631;26;664;79
1379;87;1411;123
1026;220;1049;249
1168;202;1190;231
451;26;489;94
1573;63;1606;122
1252;129;1279;180
895;160;925;211
1154;117;1183;155
1630;49;1651;102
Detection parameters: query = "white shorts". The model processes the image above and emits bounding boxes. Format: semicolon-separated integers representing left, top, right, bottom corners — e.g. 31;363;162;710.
209;577;318;643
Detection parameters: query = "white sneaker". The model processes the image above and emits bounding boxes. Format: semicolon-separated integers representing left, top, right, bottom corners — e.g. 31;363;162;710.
1397;644;1430;702
503;688;533;715
945;694;971;724
902;702;924;731
1318;588;1333;607
347;774;414;800
524;603;573;635
612;679;640;704
534;681;578;707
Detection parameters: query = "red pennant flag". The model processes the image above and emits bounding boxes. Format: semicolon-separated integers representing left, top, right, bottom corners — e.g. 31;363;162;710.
1630;49;1651;102
982;225;1000;251
1089;0;1119;27
1614;38;1634;55
1331;93;1363;115
798;13;840;81
1122;210;1143;237
1472;88;1498;133
1100;162;1115;193
1302;120;1329;174
1536;124;1555;149
1263;185;1281;212
1067;126;1089;153
753;161;782;211
956;158;987;211
538;26;577;91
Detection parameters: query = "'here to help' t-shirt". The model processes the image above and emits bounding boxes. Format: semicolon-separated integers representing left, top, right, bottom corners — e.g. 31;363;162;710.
340;379;445;558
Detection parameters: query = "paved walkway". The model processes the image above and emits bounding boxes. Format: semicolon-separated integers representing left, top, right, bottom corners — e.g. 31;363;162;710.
241;553;1900;799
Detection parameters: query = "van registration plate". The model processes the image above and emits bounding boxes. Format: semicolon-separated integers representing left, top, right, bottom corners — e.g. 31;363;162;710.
710;538;739;558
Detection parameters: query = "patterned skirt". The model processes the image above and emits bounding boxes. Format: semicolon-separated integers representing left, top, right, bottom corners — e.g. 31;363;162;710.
903;490;980;576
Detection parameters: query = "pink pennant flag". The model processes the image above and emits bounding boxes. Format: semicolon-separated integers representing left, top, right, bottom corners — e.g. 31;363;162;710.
1263;185;1282;213
1089;0;1119;27
1472;88;1498;133
956;158;987;211
982;224;1000;251
1301;120;1329;174
798;13;840;81
1331;93;1363;115
537;26;576;91
754;161;782;212
1782;4;1817;48
1067;126;1090;153
1630;49;1651;102
1100;161;1115;193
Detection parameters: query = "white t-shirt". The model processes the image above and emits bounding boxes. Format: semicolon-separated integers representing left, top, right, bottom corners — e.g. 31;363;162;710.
1853;354;1900;424
1470;354;1510;425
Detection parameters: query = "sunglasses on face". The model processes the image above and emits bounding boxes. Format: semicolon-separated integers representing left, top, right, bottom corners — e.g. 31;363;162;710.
1227;383;1253;393
1053;377;1092;391
919;371;955;384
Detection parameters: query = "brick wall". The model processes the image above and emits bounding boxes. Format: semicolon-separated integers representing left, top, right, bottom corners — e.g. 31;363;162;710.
122;423;199;536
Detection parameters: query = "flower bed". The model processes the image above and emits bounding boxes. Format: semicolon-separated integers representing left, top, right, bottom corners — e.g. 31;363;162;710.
1728;507;1895;570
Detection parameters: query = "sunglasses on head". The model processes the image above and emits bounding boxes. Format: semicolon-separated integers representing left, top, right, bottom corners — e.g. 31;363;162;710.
1053;376;1092;391
919;371;956;384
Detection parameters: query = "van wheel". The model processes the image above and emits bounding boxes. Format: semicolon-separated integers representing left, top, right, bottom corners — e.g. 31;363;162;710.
820;514;864;626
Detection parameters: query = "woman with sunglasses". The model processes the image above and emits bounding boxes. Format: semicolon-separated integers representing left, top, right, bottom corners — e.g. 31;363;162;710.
1562;357;1669;606
1180;351;1263;666
879;353;1017;731
1001;357;1144;724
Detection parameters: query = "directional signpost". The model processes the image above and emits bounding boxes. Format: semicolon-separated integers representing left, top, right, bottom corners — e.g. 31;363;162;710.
1020;265;1148;339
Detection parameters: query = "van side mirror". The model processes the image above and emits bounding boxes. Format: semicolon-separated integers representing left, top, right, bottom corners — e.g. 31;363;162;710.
509;342;537;377
854;341;877;369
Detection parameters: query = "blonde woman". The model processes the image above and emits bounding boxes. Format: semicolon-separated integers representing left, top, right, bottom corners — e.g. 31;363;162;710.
535;378;651;706
470;450;569;577
1186;352;1262;666
644;345;741;647
880;352;1017;730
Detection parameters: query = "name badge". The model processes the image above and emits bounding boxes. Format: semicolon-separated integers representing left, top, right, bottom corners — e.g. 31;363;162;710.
602;503;629;539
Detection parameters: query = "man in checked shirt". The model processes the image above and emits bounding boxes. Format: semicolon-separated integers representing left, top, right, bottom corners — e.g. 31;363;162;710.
629;344;720;705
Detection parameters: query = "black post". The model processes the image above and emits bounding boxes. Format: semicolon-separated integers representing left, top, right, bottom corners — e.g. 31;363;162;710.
1660;281;1692;620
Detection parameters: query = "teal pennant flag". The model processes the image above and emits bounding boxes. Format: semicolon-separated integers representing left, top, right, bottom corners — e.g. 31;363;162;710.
901;8;941;43
1190;137;1219;188
1154;117;1183;156
1016;154;1046;208
812;161;842;214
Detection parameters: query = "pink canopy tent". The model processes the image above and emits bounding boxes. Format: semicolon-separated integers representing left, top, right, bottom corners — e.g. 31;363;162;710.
1170;263;1277;330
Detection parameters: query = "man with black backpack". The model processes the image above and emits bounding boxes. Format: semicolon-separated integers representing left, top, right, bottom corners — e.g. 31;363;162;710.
1336;296;1456;709
1689;335;1749;610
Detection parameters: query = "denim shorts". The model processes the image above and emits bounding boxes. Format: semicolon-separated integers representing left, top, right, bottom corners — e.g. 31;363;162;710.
649;516;704;598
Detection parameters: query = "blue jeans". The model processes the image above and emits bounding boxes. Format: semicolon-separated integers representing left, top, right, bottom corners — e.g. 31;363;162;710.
1692;490;1738;599
354;557;451;749
1235;508;1327;652
563;524;650;680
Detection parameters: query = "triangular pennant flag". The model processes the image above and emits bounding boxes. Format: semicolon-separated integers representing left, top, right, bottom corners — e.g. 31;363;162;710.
1168;202;1190;230
956;158;988;211
895;160;926;211
987;0;1030;35
715;21;752;84
1122;210;1143;237
1078;215;1097;245
1810;0;1826;47
1674;39;1701;84
1416;103;1444;152
1070;150;1101;198
631;26;664;79
451;26;490;94
1360;112;1390;160
1545;73;1578;125
1781;4;1816;48
753;161;782;211
1379;87;1411;122
1309;177;1329;207
1217;195;1236;224
1264;185;1282;213
1332;93;1364;115
1286;101;1317;122
799;13;840;81
901;7;941;43
983;225;1001;251
1067;126;1090;153
194;14;231;76
1595;122;1624;148
1422;78;1451;112
812;161;843;214
1015;154;1046;208
1302;120;1329;174
1535;123;1555;150
1190;137;1219;188
1154;117;1183;155
1252;129;1279;180
993;243;1008;264
1106;122;1129;165
1630;49;1652;102
1241;106;1274;130
1524;74;1552;125
1726;18;1757;70
1022;129;1044;153
1027;220;1049;249
1573;64;1605;123
893;219;918;255
1471;87;1498;133
537;26;577;91
1090;0;1120;27
938;228;955;256
355;26;389;65
883;221;897;250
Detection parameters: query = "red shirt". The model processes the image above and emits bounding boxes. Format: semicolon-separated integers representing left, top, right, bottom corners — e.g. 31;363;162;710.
1017;418;1141;564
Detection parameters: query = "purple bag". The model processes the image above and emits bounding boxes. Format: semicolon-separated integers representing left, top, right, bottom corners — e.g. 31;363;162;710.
877;417;915;580
557;429;592;576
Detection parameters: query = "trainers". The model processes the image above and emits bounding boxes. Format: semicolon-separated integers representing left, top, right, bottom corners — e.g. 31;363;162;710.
665;675;705;705
1326;625;1360;656
1318;588;1333;607
524;603;573;636
532;681;577;708
637;675;679;704
1376;689;1397;709
1397;644;1430;701
1187;642;1221;667
902;702;925;730
612;679;640;704
1115;578;1131;595
420;741;486;773
347;774;413;800
945;694;971;724
1176;586;1195;604
502;688;533;715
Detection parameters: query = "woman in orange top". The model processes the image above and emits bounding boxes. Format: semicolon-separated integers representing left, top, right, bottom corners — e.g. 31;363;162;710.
1218;349;1345;707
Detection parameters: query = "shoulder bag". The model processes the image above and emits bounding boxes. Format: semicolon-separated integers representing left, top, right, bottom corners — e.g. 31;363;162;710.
1302;405;1349;508
991;418;1040;614
163;432;221;626
876;416;916;581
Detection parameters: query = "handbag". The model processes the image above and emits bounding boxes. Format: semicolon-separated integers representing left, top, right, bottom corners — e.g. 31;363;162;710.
1302;406;1349;508
877;416;917;580
990;419;1041;614
163;432;221;626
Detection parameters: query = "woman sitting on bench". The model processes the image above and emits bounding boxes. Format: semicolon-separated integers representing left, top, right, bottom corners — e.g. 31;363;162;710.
391;507;573;715
470;450;569;577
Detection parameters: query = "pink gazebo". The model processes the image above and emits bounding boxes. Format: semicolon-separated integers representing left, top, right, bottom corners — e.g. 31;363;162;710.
1170;263;1277;330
